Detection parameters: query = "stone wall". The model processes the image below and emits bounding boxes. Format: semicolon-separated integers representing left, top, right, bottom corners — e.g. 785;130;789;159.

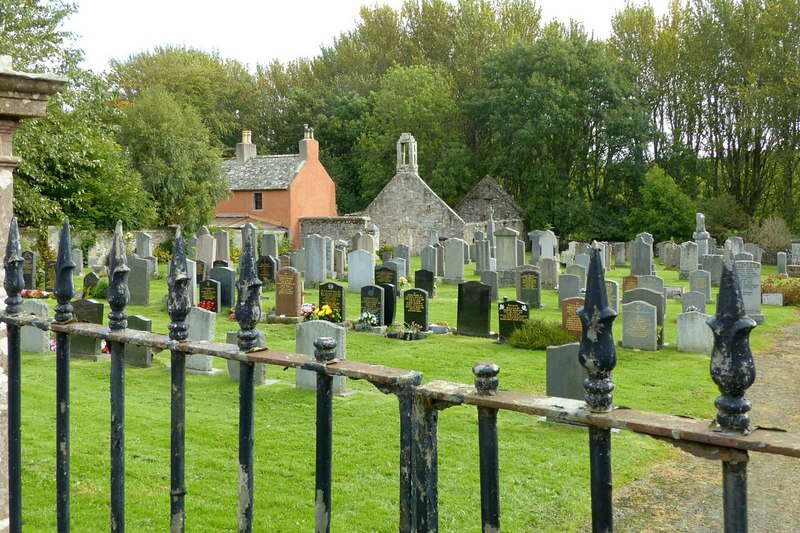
298;216;370;245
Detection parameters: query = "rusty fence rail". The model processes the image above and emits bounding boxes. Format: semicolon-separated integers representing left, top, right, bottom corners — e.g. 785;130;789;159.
2;219;799;532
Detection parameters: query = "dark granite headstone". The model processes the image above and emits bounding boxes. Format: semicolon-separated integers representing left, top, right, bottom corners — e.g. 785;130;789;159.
414;269;435;298
213;259;229;268
209;266;235;308
457;281;491;337
360;285;385;326
319;282;346;322
257;255;278;284
546;343;588;401
125;315;153;367
22;250;37;289
375;266;397;289
378;283;396;326
71;298;105;359
198;279;221;313
498;298;529;341
403;288;429;331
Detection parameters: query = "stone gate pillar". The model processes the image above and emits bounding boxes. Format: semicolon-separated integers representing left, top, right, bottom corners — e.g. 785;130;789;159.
0;55;65;528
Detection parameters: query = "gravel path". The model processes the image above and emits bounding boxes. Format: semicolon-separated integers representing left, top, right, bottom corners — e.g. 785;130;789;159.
585;311;800;532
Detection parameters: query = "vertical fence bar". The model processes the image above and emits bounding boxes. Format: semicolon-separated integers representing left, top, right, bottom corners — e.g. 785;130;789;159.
473;362;501;533
107;222;130;533
412;394;440;532
167;227;191;533
577;244;617;533
313;337;337;533
235;225;262;533
4;218;24;533
707;263;756;533
54;220;76;533
396;376;421;533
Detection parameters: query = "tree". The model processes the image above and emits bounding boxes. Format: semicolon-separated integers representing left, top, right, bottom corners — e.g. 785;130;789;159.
12;71;156;230
118;86;229;231
626;165;695;242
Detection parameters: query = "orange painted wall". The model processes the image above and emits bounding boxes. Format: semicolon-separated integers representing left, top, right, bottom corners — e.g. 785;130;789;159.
215;188;292;226
288;159;337;247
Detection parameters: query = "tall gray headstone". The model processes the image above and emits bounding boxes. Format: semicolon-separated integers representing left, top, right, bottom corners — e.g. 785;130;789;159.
420;245;438;275
565;264;586;290
546;343;588;401
777;252;787;275
262;233;279;259
558;274;580;309
480;270;499;302
630;232;654;276
21;299;49;353
693;212;711;257
125;315;154;367
395;244;411;277
347;249;375;293
622;300;658;351
186;307;216;372
539;230;558;260
701;254;724;286
679;241;698;279
493;228;519;271
304;234;327;287
296;320;348;395
528;230;543;264
735;260;764;324
676;311;713;354
128;254;150;306
215;229;231;267
689;269;713;303
226;330;268;385
605;280;619;313
539;257;559;290
443;238;466;284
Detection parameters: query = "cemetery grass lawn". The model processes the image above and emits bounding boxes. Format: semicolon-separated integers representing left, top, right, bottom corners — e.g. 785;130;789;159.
16;259;797;531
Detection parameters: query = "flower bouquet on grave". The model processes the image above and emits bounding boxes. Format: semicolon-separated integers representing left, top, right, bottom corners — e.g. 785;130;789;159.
398;276;410;292
301;302;317;321
197;299;217;312
358;311;379;330
21;289;52;299
316;304;341;323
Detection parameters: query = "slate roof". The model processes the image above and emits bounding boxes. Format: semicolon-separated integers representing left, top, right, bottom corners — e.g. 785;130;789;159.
455;175;525;222
222;155;304;191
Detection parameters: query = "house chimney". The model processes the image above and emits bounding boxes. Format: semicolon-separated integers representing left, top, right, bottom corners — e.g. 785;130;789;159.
298;124;318;161
396;132;418;173
236;129;257;164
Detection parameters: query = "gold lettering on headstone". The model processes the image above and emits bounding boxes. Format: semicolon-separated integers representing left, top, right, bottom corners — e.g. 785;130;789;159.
276;274;295;295
500;305;526;322
625;315;653;338
405;292;425;313
362;296;381;314
375;269;394;285
320;287;342;313
521;272;539;290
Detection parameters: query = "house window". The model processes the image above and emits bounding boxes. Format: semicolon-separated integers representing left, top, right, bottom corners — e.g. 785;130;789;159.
253;192;263;211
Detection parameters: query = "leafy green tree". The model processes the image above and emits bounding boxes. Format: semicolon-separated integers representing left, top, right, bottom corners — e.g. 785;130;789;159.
118;86;229;231
626;165;695;242
12;71;155;230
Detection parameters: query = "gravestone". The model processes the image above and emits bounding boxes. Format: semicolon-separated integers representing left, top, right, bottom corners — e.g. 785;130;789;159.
565;264;586;290
319;282;346;322
71;298;105;360
516;239;525;266
433;243;445;277
762;293;783;306
357;233;376;255
261;233;279;259
210;266;235;308
44;260;57;291
546;343;588;401
274;267;302;317
443;238;467;284
296;320;350;394
613;242;626;266
561;296;584;341
557;274;580;309
215;229;231;267
735;260;765;324
679;241;698;279
622;300;658;351
622;275;638;293
324;236;334;277
743;243;762;263
456;281;491;337
480;270;499;302
689;269;713;303
304;234;327;287
195;228;216;269
474;239;492;275
135;232;152;257
333;248;346;278
378;283;396;325
403;288;429;331
701;254;724;286
350;231;364;251
631;232;654;276
693;212;711;256
605;280;619;313
348;249;375;293
637;275;664;296
734;252;753;262
82;272;99;298
498;298;529;341
540;230;558;260
257;256;278;284
539;257;559;290
22;250;37;289
724;236;744;266
279;254;291;269
676;311;714;354
375;266;398;292
517;266;542;309
128;254;151;306
574;253;590;270
198;278;221;313
185;259;198;306
225;330;268;385
681;291;707;314
792;240;800;264
212;260;228;269
427;229;439;247
622;288;665;347
386;258;406;285
528;230;542;263
415;269;435;298
395;244;411;277
360;285;385;326
494;227;519;271
21;299;49;353
70;248;83;277
420;245;438;276
195;259;206;283
186;307;216;372
777;252;787;275
125;315;153;367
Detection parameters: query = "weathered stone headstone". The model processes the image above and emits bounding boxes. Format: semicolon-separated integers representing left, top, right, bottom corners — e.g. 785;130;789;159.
574;253;590;270
630;232;654;276
724;236;744;267
546;343;588;401
777;252;787;275
517;265;542;309
210;266;235;308
689;269;712;303
480;270;499;302
557;274;580;309
360;285;385;326
324;236;334;277
561;296;584;341
395;244;411;277
304;234;327;288
613;242;626;266
498;298;529;341
21;299;49;353
565;264;586;290
622;275;638;293
735;260;764;324
528;230;542;263
22;250;37;289
261;233;279;259
540;230;558;260
622;288;665;347
679;241;698;279
433;243;445;277
516;239;525;266
274;267;302;317
403;288;429;331
198;278;221;313
215;229;231;267
605;280;619;313
676;311;713;354
71;298;105;360
82;271;99;298
443;238;467;284
378;283;396;326
195;259;206;283
539;257;559;290
494;227;519;272
681;291;707;314
195;228;216;269
128;254;150;306
125;315;154;367
743;243;762;263
693;212;711;256
414;269;435;298
319;282;346;322
279;254;291;269
185;258;198;306
357;233;376;255
456;281;491;337
420;245;438;276
186;306;216;372
427;229;439;247
622;300;658;351
225;330;268;384
333;247;346;278
762;293;783;306
386;259;406;285
347;249;375;293
701;254;724;286
637;275;664;296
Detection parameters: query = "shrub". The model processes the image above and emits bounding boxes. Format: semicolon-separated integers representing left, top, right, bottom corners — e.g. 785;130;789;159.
278;236;293;255
762;275;800;306
507;319;575;350
750;216;793;250
153;239;173;262
92;277;109;299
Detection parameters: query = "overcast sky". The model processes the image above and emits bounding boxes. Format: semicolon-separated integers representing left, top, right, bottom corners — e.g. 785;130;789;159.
65;0;671;73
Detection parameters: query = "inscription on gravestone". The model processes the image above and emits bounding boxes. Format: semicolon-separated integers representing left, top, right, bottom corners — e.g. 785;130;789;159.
622;275;638;293
517;267;542;309
561;297;584;341
275;267;301;317
257;255;277;284
319;282;346;321
498;298;529;341
375;266;397;289
360;285;385;326
198;279;220;313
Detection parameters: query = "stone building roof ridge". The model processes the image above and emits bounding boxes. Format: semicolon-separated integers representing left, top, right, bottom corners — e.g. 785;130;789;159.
454;174;525;222
222;154;304;191
367;170;465;224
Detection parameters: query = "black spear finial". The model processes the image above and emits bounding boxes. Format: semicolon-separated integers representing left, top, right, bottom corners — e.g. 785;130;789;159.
54;220;75;323
578;242;618;412
236;225;262;351
707;262;757;434
167;227;191;342
107;221;130;331
473;362;500;396
3;217;24;315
